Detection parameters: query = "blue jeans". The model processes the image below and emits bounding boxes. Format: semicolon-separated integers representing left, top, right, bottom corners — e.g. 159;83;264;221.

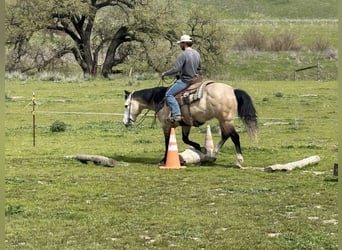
165;79;188;116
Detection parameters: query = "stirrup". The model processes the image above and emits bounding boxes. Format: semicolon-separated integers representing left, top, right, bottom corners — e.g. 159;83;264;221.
168;115;182;123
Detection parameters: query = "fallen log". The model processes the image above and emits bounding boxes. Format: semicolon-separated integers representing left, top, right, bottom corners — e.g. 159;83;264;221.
263;121;289;126
65;154;117;167
179;148;216;165
264;155;320;172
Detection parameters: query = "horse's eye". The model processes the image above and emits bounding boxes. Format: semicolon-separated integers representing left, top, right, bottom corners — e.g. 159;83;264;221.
125;105;128;108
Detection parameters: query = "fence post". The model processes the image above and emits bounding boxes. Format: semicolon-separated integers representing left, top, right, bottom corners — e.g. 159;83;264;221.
32;92;36;147
316;63;319;81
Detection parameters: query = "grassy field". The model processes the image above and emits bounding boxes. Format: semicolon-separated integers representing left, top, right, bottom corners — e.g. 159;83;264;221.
217;19;338;81
5;78;338;249
185;0;337;19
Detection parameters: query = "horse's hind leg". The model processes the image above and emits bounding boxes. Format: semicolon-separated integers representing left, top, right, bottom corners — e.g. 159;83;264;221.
216;122;243;168
230;129;243;168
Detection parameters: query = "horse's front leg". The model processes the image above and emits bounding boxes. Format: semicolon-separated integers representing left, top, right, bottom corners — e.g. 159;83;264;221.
161;126;188;166
160;128;170;166
182;126;201;151
214;136;229;155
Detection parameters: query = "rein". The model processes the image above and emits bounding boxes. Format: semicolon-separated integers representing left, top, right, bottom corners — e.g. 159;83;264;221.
159;77;175;86
134;109;151;127
127;80;177;128
126;90;135;125
127;90;158;128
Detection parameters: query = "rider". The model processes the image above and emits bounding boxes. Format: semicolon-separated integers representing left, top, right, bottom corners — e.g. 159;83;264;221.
161;34;202;123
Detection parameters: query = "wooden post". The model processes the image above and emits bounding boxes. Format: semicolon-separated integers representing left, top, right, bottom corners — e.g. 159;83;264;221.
316;63;319;81
32;92;36;147
333;163;338;176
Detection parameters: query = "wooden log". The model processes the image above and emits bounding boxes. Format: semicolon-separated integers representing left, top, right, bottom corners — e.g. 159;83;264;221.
65;154;117;167
264;155;320;172
179;148;216;165
263;121;289;126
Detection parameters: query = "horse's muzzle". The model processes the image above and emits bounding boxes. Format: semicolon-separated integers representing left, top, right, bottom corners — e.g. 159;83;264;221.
123;119;134;127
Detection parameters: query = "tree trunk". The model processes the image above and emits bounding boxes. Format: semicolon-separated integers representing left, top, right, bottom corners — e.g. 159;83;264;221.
101;26;132;78
73;45;97;78
71;13;98;78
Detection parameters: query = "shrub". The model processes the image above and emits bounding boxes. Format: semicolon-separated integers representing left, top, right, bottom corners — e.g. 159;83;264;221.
37;71;65;82
5;204;25;216
274;92;284;97
311;37;330;52
50;120;67;132
269;32;301;51
234;28;267;51
5;71;30;81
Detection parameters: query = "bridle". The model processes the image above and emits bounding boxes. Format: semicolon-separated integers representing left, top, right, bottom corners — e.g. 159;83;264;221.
125;91;135;125
125;91;152;127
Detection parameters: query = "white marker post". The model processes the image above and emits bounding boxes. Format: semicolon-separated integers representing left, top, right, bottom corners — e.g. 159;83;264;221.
32;92;36;147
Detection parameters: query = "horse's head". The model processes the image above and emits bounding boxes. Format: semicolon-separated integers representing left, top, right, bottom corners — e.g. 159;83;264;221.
123;90;140;127
123;87;168;127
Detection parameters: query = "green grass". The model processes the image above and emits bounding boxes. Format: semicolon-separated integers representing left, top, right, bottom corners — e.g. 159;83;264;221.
180;1;338;81
183;0;337;19
5;79;338;249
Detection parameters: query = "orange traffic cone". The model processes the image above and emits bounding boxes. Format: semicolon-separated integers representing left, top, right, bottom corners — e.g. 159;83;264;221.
160;128;186;169
205;124;215;157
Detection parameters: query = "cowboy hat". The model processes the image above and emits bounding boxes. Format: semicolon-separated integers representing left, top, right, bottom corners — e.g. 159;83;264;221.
177;34;192;44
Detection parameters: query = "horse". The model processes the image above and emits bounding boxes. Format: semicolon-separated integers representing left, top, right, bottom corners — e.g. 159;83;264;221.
122;81;257;167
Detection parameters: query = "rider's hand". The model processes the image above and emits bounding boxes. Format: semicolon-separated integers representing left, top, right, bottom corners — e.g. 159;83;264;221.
161;72;166;80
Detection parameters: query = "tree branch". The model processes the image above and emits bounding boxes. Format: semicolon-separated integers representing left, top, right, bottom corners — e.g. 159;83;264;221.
47;24;81;43
94;0;135;9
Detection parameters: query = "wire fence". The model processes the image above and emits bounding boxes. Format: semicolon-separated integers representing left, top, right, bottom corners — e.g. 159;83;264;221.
28;110;338;123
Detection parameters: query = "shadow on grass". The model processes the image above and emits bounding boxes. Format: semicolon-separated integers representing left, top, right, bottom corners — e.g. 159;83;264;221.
324;176;338;182
107;153;236;169
108;154;163;166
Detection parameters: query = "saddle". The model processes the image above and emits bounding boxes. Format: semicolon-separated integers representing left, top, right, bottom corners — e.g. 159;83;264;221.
174;80;214;126
175;80;214;106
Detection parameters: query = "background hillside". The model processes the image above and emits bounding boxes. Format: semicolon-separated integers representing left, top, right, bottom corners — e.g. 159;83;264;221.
173;0;338;81
179;0;338;19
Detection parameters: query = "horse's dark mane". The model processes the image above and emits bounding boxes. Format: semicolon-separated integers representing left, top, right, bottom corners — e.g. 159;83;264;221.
133;86;168;106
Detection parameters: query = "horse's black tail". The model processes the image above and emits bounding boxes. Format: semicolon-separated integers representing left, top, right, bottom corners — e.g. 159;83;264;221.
234;89;258;140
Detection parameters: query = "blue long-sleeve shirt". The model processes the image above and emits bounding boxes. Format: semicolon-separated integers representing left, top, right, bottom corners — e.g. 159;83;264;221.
164;48;201;84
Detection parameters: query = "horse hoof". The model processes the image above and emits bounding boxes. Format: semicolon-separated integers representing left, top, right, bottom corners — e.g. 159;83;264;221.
234;163;242;169
234;158;243;168
237;154;244;163
200;147;207;154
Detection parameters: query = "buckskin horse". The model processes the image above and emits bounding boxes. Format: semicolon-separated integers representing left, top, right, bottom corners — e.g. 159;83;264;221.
123;80;257;167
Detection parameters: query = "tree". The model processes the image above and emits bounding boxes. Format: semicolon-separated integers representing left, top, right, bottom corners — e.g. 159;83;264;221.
125;4;228;77
6;0;177;78
185;5;227;75
45;0;156;78
5;0;53;72
5;0;228;78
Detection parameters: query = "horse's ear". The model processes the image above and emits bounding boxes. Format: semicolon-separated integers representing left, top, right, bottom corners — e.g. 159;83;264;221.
124;90;130;99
